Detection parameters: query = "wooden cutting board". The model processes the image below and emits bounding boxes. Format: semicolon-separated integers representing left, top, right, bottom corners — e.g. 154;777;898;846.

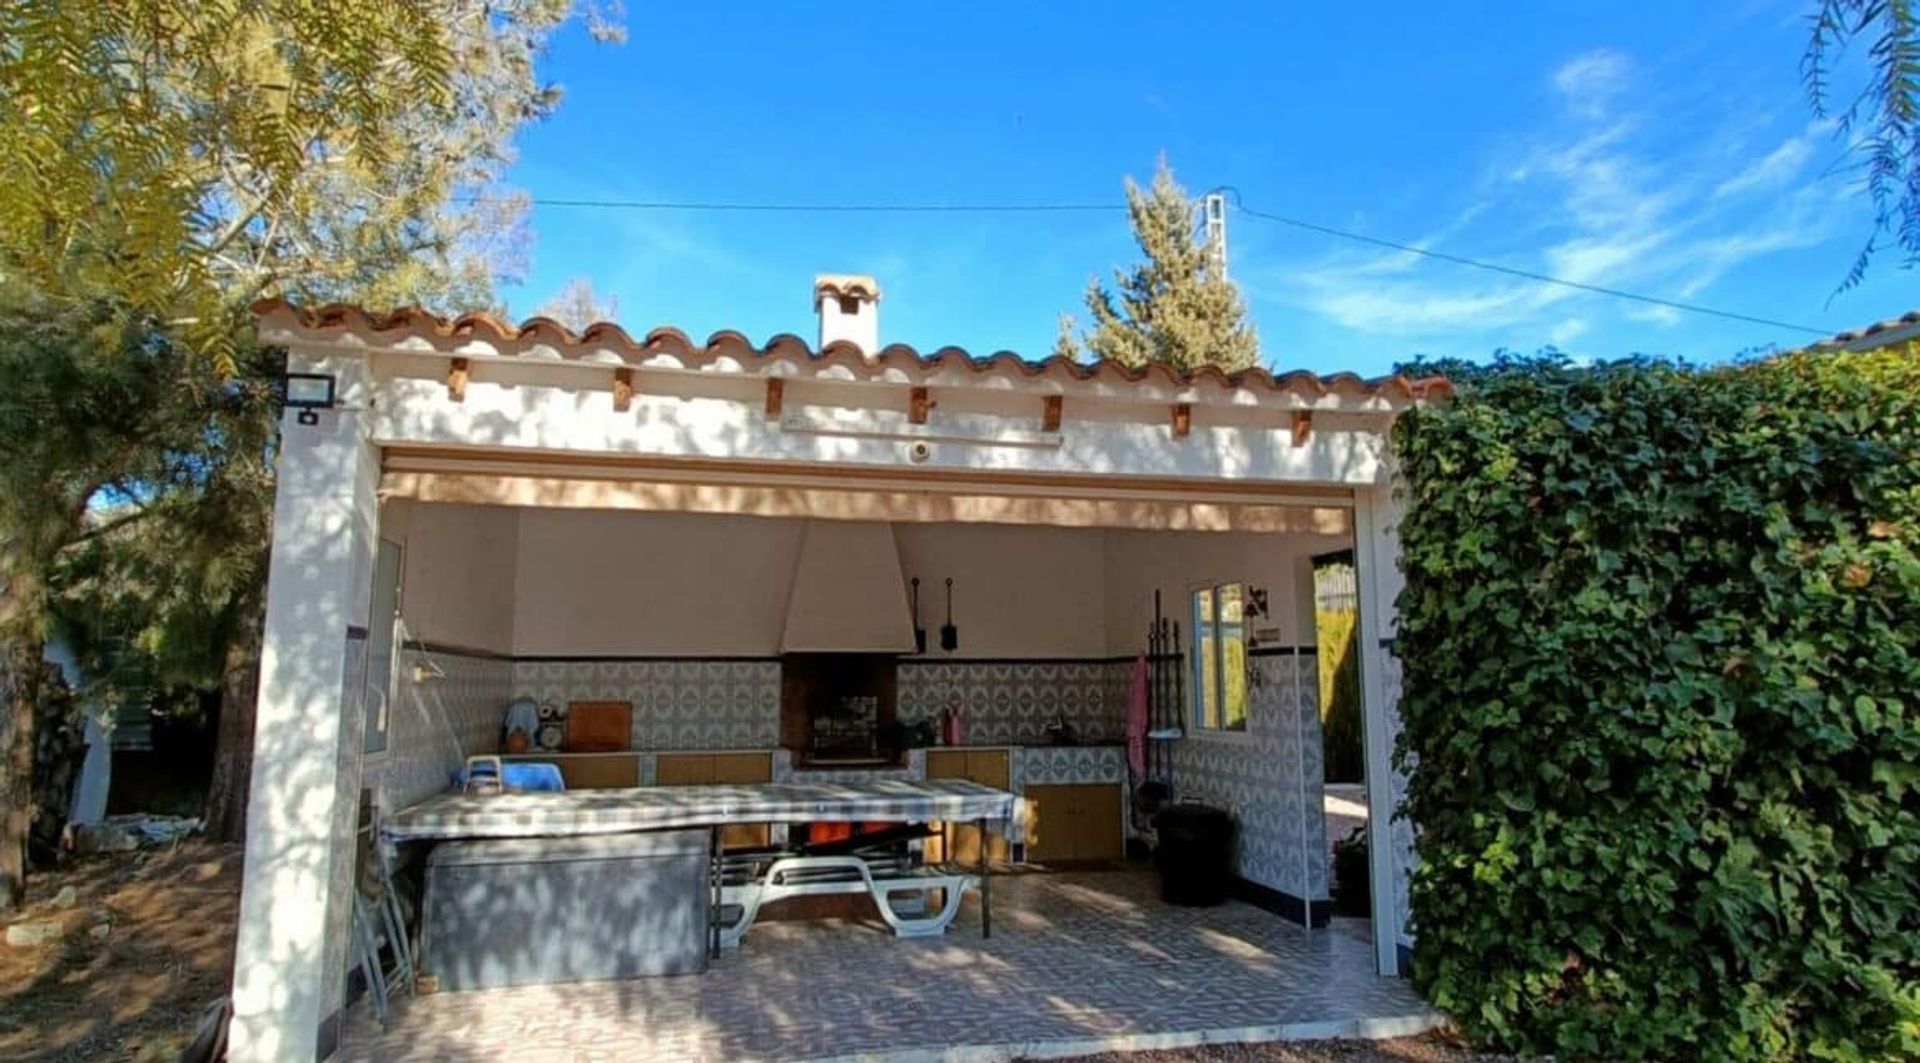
564;700;633;753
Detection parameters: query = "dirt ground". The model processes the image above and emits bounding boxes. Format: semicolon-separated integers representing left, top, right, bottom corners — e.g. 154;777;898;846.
0;841;241;1062
1065;1032;1517;1062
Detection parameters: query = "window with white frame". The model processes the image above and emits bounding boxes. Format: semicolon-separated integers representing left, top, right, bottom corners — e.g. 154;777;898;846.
1191;582;1249;731
363;538;404;755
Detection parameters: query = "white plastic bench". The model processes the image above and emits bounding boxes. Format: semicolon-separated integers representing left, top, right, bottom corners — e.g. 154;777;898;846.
717;854;976;949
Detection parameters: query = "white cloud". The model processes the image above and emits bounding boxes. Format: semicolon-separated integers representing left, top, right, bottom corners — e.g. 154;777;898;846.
1712;130;1816;199
1552;50;1632;118
1549;317;1591;348
1260;50;1842;351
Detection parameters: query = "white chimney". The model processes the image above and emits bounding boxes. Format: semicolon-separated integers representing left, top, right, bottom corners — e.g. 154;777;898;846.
813;274;881;354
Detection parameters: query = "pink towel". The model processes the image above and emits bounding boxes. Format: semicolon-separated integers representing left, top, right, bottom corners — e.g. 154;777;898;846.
1126;652;1150;776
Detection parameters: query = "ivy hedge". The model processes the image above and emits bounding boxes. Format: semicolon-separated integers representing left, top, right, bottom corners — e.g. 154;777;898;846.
1392;347;1920;1061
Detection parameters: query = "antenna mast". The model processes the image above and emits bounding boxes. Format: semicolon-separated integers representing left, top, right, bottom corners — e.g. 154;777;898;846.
1202;191;1229;280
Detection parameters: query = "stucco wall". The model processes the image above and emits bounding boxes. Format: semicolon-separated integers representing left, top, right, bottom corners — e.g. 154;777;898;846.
892;523;1108;658
382;499;518;654
512;508;804;656
1101;529;1351;655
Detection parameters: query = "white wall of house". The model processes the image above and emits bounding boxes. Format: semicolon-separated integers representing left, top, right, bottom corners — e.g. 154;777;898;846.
1102;528;1353;653
512;509;804;656
389;504;1347;662
893;523;1109;658
381;501;518;655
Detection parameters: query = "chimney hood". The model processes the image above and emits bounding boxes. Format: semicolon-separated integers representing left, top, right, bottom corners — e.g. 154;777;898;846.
780;520;917;653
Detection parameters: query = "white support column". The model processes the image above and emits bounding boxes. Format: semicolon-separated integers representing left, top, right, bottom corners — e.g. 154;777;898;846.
229;354;379;1061
1352;477;1412;977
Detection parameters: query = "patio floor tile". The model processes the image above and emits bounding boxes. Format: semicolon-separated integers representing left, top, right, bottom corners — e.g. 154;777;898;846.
338;868;1437;1062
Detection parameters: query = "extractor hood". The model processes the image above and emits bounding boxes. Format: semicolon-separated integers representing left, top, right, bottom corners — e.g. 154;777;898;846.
780;521;918;653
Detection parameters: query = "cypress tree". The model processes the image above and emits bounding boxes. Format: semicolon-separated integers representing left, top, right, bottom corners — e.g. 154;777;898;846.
1057;160;1260;373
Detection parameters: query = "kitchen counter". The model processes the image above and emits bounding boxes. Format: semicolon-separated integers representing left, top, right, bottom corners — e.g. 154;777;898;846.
498;745;1127;789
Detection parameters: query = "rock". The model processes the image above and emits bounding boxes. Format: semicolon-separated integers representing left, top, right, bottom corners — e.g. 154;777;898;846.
69;823;138;854
6;920;63;947
87;922;111;941
51;885;78;909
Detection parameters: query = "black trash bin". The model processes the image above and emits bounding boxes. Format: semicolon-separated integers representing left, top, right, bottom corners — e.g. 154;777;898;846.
1154;802;1235;906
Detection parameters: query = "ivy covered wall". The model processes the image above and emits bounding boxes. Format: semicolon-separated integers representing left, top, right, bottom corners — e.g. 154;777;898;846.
1391;348;1920;1060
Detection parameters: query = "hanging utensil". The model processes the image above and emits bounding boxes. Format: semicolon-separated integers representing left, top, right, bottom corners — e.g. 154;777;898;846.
940;577;959;651
911;577;927;654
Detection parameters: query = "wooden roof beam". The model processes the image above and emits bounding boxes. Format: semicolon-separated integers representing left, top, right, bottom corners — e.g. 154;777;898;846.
1042;394;1063;432
613;368;635;412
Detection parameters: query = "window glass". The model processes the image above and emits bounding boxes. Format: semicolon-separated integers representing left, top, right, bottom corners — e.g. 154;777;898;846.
365;539;403;755
1191;582;1248;732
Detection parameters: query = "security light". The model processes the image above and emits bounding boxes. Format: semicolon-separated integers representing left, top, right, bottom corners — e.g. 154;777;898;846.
284;372;337;426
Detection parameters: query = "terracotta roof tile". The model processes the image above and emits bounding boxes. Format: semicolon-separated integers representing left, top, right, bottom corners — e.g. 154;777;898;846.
250;298;1451;403
1811;309;1920;350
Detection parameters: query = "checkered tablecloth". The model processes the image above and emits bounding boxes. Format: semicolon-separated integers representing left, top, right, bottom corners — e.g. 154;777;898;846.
382;778;1019;846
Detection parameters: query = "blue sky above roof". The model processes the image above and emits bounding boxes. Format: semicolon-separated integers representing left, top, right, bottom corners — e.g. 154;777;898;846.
498;1;1911;377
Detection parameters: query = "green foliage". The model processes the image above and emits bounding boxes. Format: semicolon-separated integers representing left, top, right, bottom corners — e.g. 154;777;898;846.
1803;0;1920;287
0;1;613;362
1057;158;1259;372
1332;825;1370;918
0;0;454;357
1392;348;1920;1060
1314;558;1365;783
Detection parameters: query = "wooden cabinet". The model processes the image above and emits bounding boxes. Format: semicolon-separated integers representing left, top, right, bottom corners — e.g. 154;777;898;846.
1023;783;1124;864
500;753;638;791
924;748;1011;866
651;752;774;849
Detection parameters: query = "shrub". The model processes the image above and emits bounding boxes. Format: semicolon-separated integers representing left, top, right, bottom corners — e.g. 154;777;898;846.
1332;825;1371;918
1391;348;1920;1060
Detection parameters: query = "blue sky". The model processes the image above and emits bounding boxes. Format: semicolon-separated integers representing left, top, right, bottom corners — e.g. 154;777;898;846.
497;1;1913;378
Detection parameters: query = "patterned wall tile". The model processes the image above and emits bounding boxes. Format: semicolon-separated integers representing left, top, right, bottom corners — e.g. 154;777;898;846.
1017;745;1126;785
897;660;1124;745
510;659;780;750
364;649;514;815
1165;653;1329;904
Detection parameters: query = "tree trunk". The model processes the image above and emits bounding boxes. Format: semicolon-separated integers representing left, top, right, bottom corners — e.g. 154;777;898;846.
203;611;263;844
0;566;45;909
29;662;81;862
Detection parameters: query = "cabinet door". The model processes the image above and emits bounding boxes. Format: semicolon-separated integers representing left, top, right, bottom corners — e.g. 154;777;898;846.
708;753;772;784
1021;785;1074;862
653;754;712;786
965;750;1010;791
1076;784;1124;862
924;749;969;779
927;750;1011;864
708;753;773;849
560;756;639;791
1020;783;1124;863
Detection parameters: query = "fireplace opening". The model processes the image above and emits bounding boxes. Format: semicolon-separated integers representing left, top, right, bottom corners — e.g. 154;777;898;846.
779;653;900;768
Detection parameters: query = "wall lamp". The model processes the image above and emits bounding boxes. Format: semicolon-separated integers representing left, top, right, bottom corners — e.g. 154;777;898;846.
283;372;337;426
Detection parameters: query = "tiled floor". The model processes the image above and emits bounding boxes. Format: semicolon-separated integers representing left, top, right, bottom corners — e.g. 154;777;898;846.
339;869;1438;1062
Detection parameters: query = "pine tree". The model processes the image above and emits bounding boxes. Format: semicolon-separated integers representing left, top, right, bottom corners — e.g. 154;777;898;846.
1056;160;1259;373
0;1;625;902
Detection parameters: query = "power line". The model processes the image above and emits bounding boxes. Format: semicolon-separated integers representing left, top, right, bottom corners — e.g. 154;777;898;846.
487;196;1117;214
1210;188;1836;336
476;192;1840;336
